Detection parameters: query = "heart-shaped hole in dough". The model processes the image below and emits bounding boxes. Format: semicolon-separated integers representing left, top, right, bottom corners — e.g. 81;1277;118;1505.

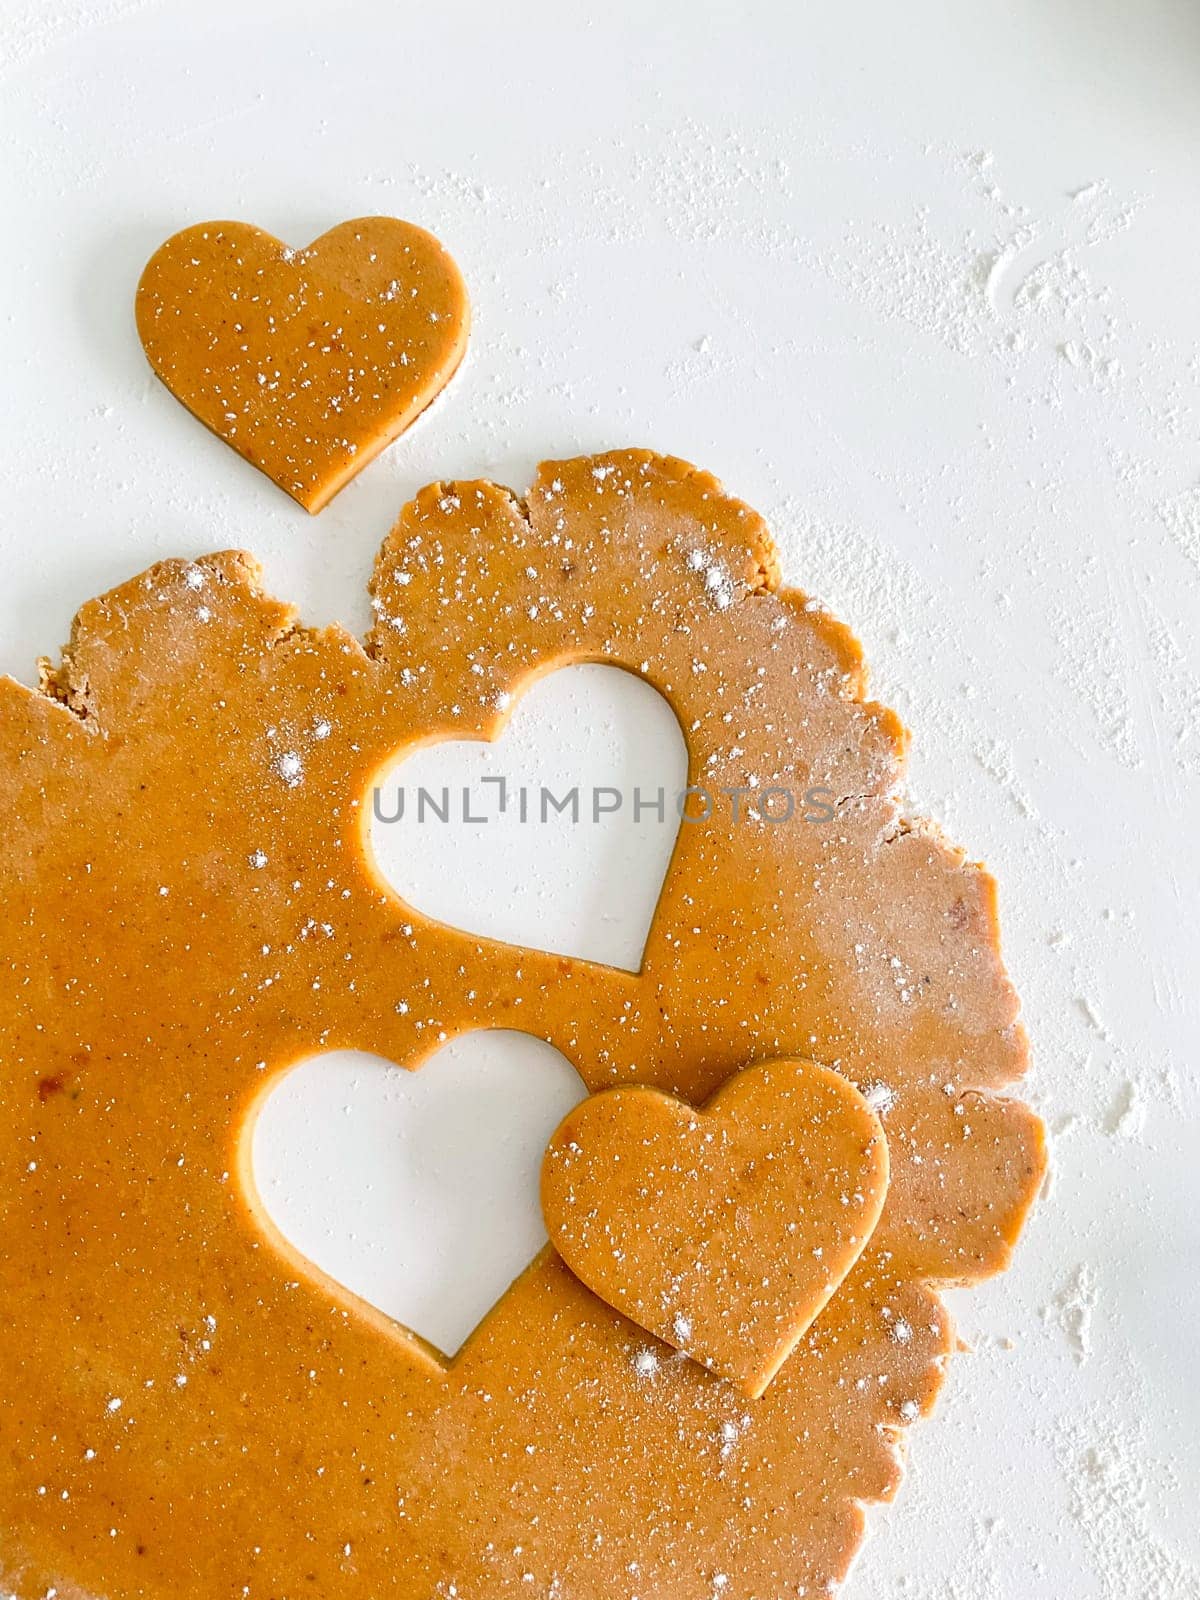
368;664;688;971
247;1030;587;1358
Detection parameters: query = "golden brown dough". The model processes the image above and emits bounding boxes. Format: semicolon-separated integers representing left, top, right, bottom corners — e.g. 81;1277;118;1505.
136;216;469;511
0;451;1045;1599
542;1058;890;1397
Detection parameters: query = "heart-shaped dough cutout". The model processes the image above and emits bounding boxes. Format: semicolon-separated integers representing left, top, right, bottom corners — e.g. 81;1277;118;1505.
541;1058;889;1398
136;216;469;511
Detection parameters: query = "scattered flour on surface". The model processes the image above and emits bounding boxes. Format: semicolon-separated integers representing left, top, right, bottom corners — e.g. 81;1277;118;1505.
1044;1263;1097;1366
1105;1080;1146;1140
1060;1416;1200;1599
1157;486;1200;579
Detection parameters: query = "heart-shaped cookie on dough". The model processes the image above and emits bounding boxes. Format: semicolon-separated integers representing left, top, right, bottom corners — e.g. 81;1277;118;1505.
541;1058;889;1398
136;217;469;511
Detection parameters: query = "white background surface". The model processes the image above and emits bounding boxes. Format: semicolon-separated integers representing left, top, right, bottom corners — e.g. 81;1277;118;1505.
3;3;1200;1595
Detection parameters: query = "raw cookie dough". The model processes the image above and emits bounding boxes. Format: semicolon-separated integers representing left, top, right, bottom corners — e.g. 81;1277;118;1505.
0;451;1046;1599
542;1058;890;1397
136;216;469;511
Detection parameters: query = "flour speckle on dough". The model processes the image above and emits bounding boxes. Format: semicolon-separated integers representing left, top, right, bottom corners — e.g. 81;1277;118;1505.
273;749;304;787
